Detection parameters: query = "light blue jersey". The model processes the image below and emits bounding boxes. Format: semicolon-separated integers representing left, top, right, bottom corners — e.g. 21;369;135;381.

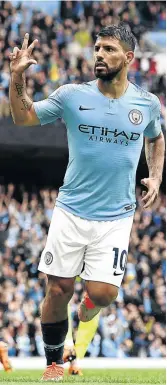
34;81;161;220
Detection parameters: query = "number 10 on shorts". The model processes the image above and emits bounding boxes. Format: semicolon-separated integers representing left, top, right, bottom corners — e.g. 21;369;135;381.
113;248;128;271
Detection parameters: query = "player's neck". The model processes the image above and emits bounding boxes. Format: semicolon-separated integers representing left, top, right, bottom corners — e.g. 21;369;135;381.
97;72;129;99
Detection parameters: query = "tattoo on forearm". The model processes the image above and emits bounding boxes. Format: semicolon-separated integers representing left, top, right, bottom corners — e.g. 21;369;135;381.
146;138;164;182
21;99;32;111
15;83;24;97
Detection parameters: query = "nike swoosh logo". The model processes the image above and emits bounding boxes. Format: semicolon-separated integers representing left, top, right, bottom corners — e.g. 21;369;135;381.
113;271;123;276
79;106;95;111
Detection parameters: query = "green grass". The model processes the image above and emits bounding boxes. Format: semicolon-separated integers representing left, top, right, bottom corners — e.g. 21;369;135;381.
0;369;165;385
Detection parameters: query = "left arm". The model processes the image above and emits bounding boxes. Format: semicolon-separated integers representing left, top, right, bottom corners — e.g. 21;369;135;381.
141;132;165;208
145;132;165;182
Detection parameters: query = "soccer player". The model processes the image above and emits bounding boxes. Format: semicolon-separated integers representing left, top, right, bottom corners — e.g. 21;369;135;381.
9;25;165;381
0;341;12;372
63;302;100;375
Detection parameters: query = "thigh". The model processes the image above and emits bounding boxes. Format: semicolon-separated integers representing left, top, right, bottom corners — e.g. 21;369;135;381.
80;215;134;288
46;275;76;298
38;206;86;278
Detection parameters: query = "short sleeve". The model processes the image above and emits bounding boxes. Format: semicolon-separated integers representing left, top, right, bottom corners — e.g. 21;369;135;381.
144;96;162;138
33;86;66;126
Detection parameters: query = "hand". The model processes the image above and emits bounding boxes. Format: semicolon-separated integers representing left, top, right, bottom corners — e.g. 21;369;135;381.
9;33;38;75
141;177;160;209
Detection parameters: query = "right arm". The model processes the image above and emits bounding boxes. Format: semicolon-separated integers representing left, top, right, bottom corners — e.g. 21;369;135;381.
9;72;39;126
9;33;40;126
9;34;69;126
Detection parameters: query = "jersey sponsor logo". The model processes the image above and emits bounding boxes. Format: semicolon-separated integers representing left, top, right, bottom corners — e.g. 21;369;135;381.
44;251;53;265
129;109;143;125
79;106;95;111
78;124;141;146
113;271;123;276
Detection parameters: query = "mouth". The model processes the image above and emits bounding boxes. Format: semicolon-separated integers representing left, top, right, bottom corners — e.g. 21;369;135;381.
95;62;107;69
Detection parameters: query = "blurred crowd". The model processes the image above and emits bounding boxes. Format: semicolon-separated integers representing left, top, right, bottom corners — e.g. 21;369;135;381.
0;1;166;123
0;183;166;358
0;0;166;360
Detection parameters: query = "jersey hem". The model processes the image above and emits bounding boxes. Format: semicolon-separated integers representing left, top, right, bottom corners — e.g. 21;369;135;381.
56;201;135;221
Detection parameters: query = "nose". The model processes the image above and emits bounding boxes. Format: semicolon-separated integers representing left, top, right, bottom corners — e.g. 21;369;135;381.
96;47;104;60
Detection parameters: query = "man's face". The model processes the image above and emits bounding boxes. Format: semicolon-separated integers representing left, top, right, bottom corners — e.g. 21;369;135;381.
94;37;130;81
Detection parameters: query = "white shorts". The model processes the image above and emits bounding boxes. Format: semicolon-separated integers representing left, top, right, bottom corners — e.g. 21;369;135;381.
38;206;133;287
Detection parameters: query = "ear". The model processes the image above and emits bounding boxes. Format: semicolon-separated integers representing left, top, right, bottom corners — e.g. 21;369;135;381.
125;51;134;65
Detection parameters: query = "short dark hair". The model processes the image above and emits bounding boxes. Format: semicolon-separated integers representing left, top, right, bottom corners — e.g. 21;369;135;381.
96;24;136;52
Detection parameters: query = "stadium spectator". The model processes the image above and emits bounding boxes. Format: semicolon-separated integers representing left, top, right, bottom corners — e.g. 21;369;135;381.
0;1;166;120
0;183;166;358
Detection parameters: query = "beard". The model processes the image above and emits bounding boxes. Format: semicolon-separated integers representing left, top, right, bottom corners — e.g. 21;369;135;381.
94;62;123;81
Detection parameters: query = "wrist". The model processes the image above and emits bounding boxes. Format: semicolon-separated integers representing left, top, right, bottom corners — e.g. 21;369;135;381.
10;71;25;79
11;72;26;86
149;175;162;184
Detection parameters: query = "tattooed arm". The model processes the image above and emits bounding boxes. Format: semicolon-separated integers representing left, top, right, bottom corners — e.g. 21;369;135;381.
141;132;165;208
9;72;39;125
9;33;39;126
145;133;165;183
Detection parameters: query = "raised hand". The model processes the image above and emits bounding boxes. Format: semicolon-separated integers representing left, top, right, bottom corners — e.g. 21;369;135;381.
9;33;38;75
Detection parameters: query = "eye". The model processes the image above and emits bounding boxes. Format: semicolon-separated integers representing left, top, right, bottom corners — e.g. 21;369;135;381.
94;46;99;52
105;47;114;52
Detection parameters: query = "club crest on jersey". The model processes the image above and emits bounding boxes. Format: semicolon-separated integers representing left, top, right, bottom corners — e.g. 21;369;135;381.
44;251;53;265
129;109;143;125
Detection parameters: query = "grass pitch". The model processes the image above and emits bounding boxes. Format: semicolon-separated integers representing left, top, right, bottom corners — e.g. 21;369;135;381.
0;369;165;385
